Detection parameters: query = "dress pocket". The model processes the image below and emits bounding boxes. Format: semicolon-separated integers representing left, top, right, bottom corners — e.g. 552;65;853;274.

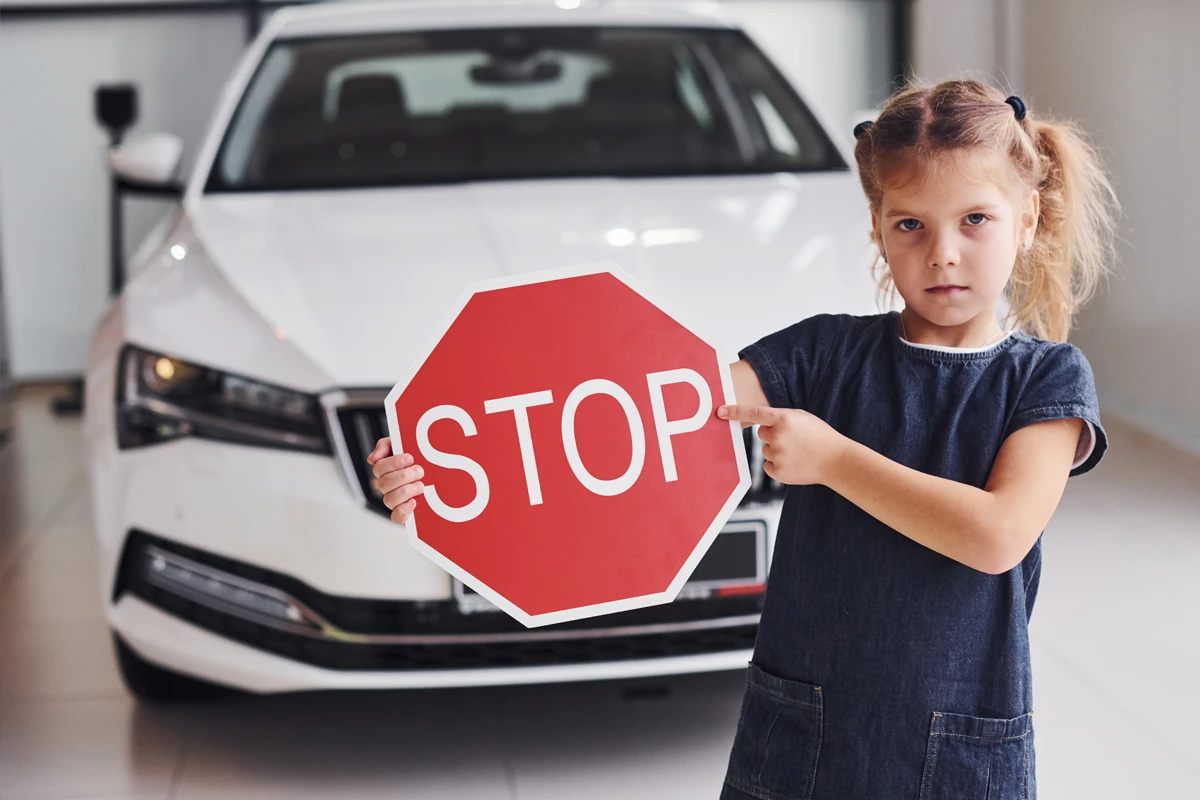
917;710;1035;800
722;663;824;800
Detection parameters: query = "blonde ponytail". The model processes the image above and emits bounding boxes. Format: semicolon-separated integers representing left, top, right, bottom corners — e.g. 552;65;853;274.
1011;118;1120;340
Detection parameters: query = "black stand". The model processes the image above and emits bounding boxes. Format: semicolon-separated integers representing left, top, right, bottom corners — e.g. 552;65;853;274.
50;380;85;414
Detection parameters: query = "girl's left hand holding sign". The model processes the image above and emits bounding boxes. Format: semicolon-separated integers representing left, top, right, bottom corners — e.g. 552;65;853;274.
366;438;426;525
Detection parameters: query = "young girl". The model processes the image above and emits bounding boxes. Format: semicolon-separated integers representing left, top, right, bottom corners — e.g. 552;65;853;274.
368;78;1119;799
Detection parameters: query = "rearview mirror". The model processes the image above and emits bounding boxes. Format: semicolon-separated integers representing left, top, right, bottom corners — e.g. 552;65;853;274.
471;60;562;85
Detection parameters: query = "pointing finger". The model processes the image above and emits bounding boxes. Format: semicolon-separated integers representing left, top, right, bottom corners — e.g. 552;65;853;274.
718;405;780;426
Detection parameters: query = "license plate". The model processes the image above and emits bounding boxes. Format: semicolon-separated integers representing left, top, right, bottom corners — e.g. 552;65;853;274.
452;519;768;614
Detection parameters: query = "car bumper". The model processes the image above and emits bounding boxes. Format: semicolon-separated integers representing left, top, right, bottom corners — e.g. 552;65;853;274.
108;527;765;691
112;595;754;692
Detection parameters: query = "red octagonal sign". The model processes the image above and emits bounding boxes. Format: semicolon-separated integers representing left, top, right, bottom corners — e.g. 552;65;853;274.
385;263;750;627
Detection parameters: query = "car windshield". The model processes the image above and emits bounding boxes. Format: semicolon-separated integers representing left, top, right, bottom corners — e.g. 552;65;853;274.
206;26;845;192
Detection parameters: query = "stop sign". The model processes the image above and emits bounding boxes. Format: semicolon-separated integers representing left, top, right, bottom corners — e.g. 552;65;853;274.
385;263;750;627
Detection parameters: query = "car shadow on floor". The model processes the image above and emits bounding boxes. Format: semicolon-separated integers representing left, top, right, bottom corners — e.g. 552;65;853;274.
130;668;748;796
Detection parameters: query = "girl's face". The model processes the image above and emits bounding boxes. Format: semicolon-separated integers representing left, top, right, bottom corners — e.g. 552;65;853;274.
871;148;1039;337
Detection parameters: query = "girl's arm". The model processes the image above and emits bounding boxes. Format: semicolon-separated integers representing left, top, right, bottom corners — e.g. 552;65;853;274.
822;417;1083;574
718;403;1083;575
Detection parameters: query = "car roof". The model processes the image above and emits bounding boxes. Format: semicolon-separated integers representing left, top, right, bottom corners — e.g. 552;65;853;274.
270;0;739;40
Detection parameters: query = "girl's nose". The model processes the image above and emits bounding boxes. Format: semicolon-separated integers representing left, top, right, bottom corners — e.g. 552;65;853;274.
927;230;961;268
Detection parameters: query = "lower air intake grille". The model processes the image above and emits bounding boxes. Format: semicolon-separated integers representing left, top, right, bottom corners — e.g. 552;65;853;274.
116;531;761;672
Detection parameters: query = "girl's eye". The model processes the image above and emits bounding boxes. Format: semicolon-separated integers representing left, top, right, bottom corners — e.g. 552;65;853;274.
965;213;988;226
897;219;921;232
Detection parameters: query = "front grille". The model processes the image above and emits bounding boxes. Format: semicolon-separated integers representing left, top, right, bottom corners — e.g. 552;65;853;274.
335;397;787;517
116;531;760;671
336;400;391;514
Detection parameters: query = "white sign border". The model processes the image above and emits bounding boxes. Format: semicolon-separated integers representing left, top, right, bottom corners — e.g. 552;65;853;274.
384;260;751;629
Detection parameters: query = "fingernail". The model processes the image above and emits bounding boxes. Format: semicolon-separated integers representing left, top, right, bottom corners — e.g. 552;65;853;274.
717;407;728;418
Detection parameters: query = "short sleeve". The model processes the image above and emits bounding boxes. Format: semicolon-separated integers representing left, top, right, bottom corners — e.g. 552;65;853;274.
1005;343;1108;476
737;314;843;411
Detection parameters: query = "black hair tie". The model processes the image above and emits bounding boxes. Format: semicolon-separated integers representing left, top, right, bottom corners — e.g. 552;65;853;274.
1005;95;1027;121
853;120;874;139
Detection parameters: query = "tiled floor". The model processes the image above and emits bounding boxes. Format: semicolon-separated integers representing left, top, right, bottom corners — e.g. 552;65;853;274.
1;383;1197;799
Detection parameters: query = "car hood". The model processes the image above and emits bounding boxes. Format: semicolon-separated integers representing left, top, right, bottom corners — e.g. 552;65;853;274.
143;174;876;390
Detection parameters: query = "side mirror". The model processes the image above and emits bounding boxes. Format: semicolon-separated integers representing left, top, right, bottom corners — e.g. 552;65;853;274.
108;132;184;191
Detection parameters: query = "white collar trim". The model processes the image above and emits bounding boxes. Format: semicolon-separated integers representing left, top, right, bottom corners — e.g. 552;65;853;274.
899;330;1017;353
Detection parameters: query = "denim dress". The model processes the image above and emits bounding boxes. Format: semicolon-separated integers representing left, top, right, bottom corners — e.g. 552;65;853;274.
720;311;1107;800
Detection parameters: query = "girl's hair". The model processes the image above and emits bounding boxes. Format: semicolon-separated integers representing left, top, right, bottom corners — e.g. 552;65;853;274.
853;77;1120;342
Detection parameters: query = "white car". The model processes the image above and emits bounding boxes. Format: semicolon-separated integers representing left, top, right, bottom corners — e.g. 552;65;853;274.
84;0;877;702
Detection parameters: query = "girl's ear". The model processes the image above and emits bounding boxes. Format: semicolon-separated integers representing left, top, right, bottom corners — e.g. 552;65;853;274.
1023;189;1041;242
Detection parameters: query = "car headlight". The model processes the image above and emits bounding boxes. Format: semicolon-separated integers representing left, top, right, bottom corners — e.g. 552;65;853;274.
116;345;330;454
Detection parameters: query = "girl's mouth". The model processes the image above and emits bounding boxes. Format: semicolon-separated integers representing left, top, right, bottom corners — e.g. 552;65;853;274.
927;285;967;295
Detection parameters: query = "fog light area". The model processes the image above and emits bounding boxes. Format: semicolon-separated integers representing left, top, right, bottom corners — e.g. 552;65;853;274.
140;545;316;631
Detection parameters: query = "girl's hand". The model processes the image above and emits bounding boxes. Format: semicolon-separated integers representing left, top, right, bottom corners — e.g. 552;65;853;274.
717;405;846;486
365;437;425;525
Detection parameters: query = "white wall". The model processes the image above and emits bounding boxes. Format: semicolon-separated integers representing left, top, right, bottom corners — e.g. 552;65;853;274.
912;0;1024;91
0;8;248;379
1026;0;1200;456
